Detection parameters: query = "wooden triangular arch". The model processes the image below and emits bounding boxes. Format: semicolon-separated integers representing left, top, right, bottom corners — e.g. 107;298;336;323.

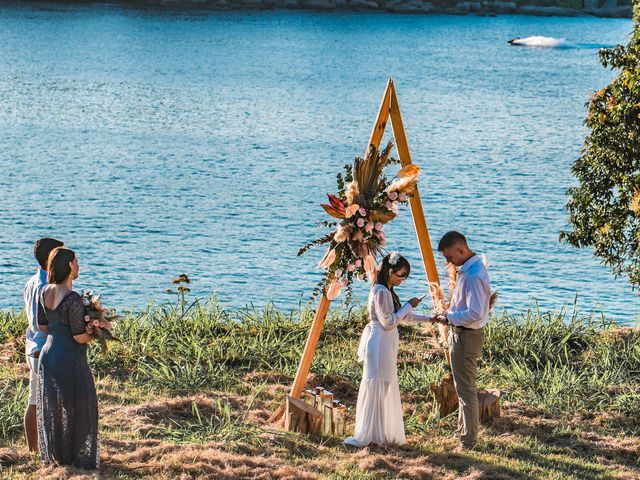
270;79;443;423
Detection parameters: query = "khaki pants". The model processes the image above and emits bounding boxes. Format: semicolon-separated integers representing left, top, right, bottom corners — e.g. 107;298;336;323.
449;327;484;447
26;354;40;406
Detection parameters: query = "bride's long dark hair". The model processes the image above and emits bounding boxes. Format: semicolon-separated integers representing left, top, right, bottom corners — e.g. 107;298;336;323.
375;253;411;312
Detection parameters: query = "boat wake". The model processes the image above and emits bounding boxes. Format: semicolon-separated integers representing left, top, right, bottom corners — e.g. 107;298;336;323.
507;36;614;49
508;36;568;48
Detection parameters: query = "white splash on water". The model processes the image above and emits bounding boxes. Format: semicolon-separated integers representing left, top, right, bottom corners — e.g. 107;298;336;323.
508;36;568;48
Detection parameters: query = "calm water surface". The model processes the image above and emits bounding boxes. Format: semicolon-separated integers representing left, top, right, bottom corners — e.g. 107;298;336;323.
0;4;636;321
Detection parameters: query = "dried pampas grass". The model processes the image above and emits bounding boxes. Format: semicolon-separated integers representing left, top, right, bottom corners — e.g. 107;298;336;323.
345;181;360;205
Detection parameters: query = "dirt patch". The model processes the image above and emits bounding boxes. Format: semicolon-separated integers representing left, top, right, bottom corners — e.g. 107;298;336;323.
105;439;317;479
106;393;249;435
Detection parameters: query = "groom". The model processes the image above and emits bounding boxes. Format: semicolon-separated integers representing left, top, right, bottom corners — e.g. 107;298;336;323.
436;231;491;450
23;237;63;451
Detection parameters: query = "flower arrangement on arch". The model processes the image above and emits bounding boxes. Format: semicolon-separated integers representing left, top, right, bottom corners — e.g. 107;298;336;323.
299;139;421;301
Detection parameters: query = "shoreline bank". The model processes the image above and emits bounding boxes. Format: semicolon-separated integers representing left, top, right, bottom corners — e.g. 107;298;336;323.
8;0;634;18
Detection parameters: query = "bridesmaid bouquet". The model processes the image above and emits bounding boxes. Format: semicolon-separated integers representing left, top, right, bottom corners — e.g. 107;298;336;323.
299;139;420;302
81;290;119;350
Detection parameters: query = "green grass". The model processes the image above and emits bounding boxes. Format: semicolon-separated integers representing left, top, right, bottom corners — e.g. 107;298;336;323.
1;297;639;479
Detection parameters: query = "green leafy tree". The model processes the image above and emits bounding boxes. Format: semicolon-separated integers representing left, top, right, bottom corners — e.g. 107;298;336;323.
562;3;640;285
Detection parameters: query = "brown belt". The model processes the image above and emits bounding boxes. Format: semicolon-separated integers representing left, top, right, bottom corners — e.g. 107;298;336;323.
449;325;481;333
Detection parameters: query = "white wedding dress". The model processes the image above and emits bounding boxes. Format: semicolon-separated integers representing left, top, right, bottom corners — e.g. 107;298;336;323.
344;284;430;447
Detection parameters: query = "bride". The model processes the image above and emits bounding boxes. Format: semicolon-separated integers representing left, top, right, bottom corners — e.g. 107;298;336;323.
344;252;435;447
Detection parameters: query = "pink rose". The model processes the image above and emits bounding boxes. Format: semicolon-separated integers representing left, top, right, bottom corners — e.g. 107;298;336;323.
354;259;362;268
358;207;367;216
388;191;398;201
92;320;100;327
347;264;355;272
399;193;407;202
84;315;91;322
86;325;93;334
335;269;343;278
357;218;365;228
99;320;106;328
386;200;393;210
365;223;374;233
375;222;383;231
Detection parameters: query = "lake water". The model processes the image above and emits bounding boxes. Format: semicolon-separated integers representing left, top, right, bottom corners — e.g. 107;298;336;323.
0;4;636;322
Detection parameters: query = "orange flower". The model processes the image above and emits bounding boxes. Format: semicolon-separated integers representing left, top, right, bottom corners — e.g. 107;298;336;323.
345;204;360;218
397;164;420;178
387;164;421;195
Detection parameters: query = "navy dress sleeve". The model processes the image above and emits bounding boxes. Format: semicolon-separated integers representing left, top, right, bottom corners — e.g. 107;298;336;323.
68;293;87;336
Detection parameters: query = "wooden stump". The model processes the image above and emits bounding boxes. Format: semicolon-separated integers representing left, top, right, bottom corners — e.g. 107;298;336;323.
284;396;322;434
478;389;501;424
430;375;501;424
430;373;458;418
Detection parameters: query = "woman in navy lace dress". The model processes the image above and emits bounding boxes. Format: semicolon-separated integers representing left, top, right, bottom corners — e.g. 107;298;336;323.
37;247;99;469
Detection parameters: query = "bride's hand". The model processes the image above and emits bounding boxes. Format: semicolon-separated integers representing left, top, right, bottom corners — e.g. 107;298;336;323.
408;297;422;308
433;314;448;325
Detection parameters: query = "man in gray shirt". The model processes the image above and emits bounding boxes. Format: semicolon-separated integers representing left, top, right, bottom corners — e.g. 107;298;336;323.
23;237;63;451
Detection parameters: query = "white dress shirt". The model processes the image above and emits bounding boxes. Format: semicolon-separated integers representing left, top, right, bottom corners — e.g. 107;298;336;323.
446;254;491;329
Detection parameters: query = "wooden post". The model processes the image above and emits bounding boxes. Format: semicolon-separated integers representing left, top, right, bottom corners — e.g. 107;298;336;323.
289;80;393;401
388;81;439;288
366;79;392;156
289;294;331;400
388;80;449;364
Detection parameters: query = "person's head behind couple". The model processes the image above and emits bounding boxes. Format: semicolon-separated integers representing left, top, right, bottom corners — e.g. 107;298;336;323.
34;238;64;271
33;238;80;286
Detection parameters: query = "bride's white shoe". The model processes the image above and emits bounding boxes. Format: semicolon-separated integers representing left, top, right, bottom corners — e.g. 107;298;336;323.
343;436;367;448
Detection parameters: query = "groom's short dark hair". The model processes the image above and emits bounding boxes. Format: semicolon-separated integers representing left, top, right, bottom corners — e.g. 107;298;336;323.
34;238;64;269
438;231;467;251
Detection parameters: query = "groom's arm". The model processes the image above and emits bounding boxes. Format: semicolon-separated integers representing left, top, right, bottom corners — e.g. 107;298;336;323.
446;276;489;326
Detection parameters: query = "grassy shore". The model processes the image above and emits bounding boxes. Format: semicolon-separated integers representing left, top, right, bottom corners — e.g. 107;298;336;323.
0;298;639;479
